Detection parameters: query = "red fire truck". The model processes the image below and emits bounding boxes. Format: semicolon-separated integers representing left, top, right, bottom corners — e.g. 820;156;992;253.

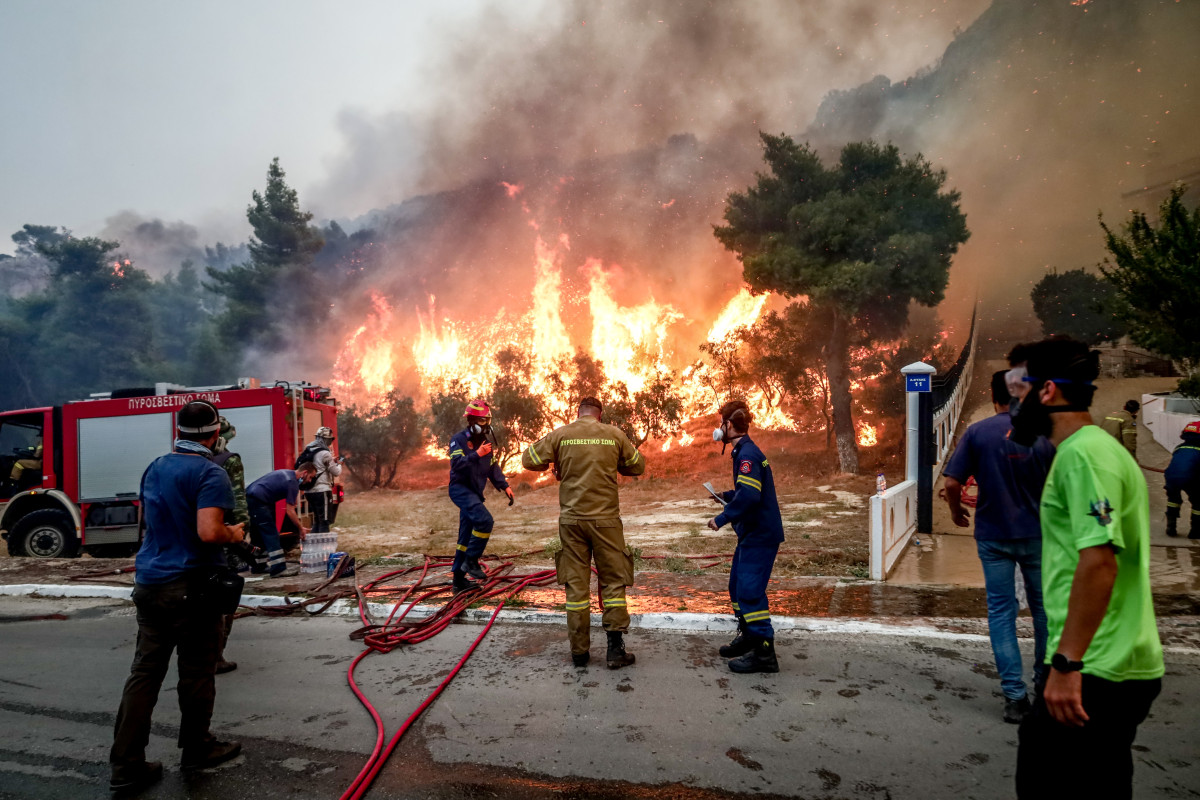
0;380;339;559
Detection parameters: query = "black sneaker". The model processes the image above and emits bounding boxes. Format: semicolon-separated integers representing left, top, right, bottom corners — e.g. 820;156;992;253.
1004;695;1032;724
606;631;635;669
181;739;242;771
728;639;780;674
572;652;590;668
110;761;163;796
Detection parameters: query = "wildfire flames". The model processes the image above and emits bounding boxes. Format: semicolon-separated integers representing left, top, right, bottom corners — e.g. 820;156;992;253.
331;203;810;456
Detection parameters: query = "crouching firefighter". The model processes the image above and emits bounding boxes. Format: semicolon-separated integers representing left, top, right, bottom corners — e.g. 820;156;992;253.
707;400;785;674
448;400;514;593
1165;420;1200;539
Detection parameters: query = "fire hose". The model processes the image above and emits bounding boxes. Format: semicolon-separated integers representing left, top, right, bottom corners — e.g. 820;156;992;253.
68;544;816;797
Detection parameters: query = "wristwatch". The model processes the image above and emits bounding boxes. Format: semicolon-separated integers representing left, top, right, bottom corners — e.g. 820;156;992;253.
1051;653;1084;673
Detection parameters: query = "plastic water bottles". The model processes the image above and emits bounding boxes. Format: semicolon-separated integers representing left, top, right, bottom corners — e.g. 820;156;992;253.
301;532;340;574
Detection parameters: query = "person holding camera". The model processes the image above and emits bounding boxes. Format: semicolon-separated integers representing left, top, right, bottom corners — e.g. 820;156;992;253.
109;401;247;795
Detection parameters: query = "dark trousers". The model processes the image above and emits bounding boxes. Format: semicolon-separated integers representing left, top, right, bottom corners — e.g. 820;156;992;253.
1016;674;1161;799
449;484;493;574
1165;485;1199;533
556;518;634;654
305;490;332;533
247;498;286;574
729;542;779;638
110;579;223;780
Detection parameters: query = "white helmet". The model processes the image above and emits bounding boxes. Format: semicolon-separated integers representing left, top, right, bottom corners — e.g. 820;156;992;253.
315;426;335;440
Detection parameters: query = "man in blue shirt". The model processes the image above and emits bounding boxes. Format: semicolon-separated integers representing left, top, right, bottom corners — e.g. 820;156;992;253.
943;370;1054;723
707;400;786;674
245;464;315;576
110;401;247;795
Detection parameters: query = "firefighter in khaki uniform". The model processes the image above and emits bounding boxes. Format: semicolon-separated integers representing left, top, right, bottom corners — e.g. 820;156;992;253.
1099;400;1139;458
707;400;785;674
522;397;645;669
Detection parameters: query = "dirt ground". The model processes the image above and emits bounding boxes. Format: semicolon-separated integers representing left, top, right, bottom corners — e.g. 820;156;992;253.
335;413;890;579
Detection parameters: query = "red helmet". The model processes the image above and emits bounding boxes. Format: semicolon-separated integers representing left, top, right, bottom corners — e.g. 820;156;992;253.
1182;420;1200;438
464;399;492;420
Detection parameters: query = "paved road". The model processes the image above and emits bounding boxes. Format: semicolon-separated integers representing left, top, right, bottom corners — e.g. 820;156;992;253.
1;596;1197;799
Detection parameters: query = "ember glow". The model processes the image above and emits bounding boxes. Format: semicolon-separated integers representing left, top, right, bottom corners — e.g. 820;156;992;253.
330;216;790;442
857;423;878;448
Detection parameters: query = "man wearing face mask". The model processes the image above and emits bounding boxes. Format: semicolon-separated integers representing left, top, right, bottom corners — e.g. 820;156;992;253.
1013;338;1163;800
447;400;514;593
707;400;785;674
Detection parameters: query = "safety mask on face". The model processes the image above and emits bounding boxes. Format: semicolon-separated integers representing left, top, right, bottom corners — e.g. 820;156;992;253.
470;422;490;435
712;426;725;443
1009;394;1051;447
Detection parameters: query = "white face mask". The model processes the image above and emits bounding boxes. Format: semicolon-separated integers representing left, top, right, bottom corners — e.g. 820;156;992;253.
712;426;725;442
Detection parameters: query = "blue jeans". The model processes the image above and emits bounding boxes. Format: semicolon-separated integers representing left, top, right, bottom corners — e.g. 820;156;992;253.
976;538;1048;700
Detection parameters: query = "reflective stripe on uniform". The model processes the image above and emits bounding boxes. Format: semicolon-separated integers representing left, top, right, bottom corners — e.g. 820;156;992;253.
742;610;771;623
565;600;591;611
1167;501;1182;508
267;549;285;567
731;602;741;611
736;475;762;491
1104;417;1125;424
622;452;641;466
450;449;465;457
472;530;490;539
456;543;468;552
525;446;543;466
602;598;626;608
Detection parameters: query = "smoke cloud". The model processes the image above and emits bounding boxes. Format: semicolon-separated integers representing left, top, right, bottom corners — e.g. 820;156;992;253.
99;211;206;278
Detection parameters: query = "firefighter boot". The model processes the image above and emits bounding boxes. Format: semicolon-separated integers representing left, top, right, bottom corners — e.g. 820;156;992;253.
719;617;753;658
606;631;635;670
572;651;590;668
452;572;477;594
465;559;487;582
728;637;780;674
1165;515;1178;538
1190;514;1200;540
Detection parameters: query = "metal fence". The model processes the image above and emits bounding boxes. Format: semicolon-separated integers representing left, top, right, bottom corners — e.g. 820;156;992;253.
868;312;977;580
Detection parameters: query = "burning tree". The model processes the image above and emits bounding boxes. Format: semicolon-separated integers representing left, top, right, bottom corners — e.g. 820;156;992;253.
1100;184;1200;394
605;373;685;448
715;134;969;473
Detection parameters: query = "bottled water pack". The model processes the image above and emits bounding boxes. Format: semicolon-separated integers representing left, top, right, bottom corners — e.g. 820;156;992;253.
301;532;339;574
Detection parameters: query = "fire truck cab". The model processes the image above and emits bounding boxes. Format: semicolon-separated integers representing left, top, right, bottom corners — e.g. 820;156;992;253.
0;380;338;559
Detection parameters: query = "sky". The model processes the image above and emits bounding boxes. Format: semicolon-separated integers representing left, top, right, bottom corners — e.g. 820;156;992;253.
0;0;988;256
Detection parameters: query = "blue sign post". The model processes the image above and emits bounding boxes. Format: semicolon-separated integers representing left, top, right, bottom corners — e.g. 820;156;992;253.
905;373;932;393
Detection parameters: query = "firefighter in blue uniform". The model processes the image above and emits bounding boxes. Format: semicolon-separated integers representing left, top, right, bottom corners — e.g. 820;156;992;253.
707;400;785;673
1165;420;1200;539
448;400;514;592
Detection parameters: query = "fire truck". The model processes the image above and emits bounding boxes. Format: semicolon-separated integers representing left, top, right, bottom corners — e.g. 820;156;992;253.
0;380;339;559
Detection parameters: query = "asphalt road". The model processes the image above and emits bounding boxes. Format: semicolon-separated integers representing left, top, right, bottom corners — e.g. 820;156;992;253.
1;596;1197;800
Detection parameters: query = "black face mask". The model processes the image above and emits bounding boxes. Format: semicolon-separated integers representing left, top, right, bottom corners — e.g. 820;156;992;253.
1009;382;1089;447
1009;394;1051;446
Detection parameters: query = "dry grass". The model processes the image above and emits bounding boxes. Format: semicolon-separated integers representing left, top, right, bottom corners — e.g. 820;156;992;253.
332;417;880;578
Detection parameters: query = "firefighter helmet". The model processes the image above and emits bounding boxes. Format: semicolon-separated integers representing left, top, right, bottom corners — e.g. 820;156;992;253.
464;400;492;421
1182;421;1200;438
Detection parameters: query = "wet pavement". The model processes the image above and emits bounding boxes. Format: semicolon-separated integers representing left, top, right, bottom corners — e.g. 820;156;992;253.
1;595;1197;800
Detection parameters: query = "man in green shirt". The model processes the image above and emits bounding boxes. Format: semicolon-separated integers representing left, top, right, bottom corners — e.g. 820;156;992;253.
1012;338;1163;799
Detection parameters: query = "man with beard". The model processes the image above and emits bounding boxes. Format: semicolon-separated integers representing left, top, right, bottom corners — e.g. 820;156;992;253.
1013;338;1163;800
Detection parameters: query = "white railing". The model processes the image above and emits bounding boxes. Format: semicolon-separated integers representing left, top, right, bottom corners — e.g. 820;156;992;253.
869;479;917;580
868;316;977;580
932;342;975;480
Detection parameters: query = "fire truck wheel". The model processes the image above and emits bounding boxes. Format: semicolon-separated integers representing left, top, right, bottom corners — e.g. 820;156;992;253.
12;509;80;559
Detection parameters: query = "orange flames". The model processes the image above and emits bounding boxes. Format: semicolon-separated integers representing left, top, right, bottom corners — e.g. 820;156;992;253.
857;422;878;448
330;213;792;450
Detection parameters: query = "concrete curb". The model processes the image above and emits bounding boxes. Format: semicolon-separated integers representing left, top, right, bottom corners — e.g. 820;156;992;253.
5;582;1199;653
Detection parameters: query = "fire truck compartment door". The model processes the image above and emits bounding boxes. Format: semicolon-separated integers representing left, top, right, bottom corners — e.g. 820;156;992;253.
219;405;273;485
78;413;174;501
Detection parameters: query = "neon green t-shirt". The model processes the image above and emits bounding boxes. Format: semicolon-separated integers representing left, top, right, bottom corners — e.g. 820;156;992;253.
1039;425;1163;682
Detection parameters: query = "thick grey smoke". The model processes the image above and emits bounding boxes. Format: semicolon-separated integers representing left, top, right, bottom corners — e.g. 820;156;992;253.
805;0;1200;339
99;211;206;278
312;0;990;364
